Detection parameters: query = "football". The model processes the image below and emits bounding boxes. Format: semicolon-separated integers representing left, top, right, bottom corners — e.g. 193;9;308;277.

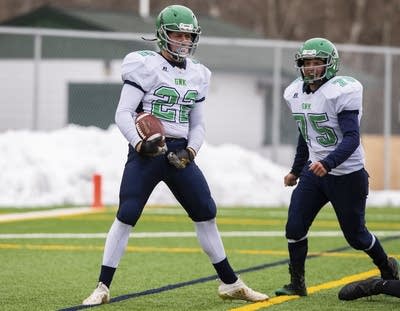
135;112;165;141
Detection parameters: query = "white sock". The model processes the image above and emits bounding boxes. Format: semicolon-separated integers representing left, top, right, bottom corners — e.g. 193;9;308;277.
195;218;226;264
102;218;132;268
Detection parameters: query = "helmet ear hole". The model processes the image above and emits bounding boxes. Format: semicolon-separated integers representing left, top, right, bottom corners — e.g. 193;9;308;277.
296;59;304;68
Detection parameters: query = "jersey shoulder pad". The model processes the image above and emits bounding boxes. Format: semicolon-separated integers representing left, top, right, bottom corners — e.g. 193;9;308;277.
121;50;160;75
190;57;201;64
283;78;302;101
121;50;163;89
321;76;363;99
188;58;211;83
134;50;158;57
187;57;209;70
122;50;158;64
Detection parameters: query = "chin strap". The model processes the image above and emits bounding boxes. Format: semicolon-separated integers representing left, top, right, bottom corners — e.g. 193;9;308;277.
303;77;329;93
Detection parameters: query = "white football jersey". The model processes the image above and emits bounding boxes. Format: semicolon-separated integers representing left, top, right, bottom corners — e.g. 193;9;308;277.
284;76;365;175
121;50;211;140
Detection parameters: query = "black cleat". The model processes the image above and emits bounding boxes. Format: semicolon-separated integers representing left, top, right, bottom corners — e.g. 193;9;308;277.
338;278;381;301
276;263;307;296
275;283;307;296
380;257;400;280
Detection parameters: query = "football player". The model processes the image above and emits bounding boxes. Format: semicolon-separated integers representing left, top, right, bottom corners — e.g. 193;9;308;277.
82;5;268;305
275;37;399;297
338;277;400;300
339;277;400;300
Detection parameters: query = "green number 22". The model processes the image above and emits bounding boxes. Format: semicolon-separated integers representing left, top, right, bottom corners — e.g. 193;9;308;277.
293;113;338;147
151;86;198;123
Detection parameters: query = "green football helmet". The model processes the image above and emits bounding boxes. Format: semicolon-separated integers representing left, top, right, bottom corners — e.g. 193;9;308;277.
156;5;201;62
295;37;339;83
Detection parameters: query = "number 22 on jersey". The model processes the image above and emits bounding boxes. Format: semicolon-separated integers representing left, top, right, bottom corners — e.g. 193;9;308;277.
151;86;198;123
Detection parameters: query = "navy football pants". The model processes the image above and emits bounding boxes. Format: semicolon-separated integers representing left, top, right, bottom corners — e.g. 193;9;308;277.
117;138;217;226
286;167;373;250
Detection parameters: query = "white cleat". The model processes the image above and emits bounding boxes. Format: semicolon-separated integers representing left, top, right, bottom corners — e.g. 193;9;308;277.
82;282;110;305
218;278;269;302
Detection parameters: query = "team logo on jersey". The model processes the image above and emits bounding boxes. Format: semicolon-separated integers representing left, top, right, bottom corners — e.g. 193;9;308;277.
302;102;311;110
175;78;186;86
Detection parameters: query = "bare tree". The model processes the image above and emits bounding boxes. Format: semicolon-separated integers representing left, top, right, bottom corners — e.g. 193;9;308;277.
349;0;367;43
1;0;400;47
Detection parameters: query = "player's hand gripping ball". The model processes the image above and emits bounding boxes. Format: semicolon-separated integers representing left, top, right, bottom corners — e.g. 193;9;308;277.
135;112;167;156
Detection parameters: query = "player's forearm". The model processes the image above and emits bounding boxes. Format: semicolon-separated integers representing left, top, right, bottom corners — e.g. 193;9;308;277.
115;84;144;146
187;103;205;153
290;133;309;177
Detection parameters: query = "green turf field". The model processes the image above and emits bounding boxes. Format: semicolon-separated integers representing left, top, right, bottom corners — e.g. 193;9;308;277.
1;205;399;311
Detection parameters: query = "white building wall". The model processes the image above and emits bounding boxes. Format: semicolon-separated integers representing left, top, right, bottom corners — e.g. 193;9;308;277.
0;61;35;130
205;73;265;149
0;60;266;149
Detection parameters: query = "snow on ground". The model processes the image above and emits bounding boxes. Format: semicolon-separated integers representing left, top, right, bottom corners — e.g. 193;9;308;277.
0;125;399;207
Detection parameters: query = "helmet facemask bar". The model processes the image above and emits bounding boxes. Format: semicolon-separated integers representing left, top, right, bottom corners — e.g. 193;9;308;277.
295;51;334;84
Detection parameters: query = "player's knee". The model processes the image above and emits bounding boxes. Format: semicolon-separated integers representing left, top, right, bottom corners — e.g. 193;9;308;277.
187;200;216;222
344;233;371;250
117;203;142;226
347;239;366;250
285;222;307;241
191;209;216;222
116;211;138;226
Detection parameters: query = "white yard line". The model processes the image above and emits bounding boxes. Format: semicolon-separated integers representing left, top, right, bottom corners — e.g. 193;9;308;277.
0;231;399;239
1;208;399;239
0;206;96;222
0;206;184;223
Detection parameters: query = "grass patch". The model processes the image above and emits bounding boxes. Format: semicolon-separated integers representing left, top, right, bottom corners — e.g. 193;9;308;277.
0;206;399;310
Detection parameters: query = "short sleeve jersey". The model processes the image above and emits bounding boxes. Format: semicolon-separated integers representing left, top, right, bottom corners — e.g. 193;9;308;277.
284;76;365;175
121;50;211;139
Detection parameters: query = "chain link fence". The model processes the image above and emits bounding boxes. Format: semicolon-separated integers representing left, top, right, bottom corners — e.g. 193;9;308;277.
0;26;399;189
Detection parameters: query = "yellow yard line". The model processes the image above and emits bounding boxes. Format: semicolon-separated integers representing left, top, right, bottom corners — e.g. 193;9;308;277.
0;207;101;223
1;231;399;240
1;208;400;231
0;243;103;251
229;269;380;311
0;242;398;260
0;243;202;253
0;243;220;254
237;249;369;259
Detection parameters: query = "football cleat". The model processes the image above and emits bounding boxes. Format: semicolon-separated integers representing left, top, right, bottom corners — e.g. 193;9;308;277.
82;282;110;305
380;257;399;280
275;264;307;296
218;278;269;302
275;283;307;296
338;277;381;301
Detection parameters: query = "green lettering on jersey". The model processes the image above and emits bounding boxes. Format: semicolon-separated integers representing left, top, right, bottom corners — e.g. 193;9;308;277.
302;103;311;110
332;76;356;87
309;113;338;146
175;78;187;86
292;113;338;147
151;86;198;123
136;50;156;57
293;113;309;143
